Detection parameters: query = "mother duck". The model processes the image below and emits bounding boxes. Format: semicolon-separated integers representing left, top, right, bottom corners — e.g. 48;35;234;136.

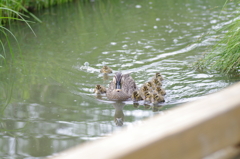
107;72;138;100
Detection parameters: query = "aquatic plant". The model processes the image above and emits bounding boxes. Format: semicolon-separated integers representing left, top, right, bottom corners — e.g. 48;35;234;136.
195;18;240;74
0;6;36;64
0;0;74;24
194;1;240;74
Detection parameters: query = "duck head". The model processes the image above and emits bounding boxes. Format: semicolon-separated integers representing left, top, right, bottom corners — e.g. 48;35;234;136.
113;72;122;89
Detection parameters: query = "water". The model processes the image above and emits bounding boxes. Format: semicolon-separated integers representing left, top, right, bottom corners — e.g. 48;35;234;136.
1;0;240;158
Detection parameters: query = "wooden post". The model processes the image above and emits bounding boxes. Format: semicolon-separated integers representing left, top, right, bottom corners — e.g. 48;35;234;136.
48;82;240;159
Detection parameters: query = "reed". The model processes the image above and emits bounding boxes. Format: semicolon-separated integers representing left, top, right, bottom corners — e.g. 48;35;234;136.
0;6;37;65
0;0;74;23
0;0;75;64
194;19;240;74
194;1;240;74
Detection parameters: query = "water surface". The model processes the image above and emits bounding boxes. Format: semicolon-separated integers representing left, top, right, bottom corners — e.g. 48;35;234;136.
0;0;240;158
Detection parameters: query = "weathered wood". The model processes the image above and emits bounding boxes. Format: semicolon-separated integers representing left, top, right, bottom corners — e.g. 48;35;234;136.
204;145;240;159
48;82;240;159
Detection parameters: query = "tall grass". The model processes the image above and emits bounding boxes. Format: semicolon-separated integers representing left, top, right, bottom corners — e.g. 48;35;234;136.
0;0;75;65
0;0;74;22
0;6;37;64
194;2;240;74
194;19;240;74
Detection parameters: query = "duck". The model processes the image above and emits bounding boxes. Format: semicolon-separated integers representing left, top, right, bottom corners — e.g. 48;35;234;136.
152;93;165;104
143;91;152;103
154;86;166;96
152;72;164;81
131;91;143;102
106;72;138;100
151;78;162;87
144;81;156;91
100;65;113;74
139;85;151;97
94;85;107;94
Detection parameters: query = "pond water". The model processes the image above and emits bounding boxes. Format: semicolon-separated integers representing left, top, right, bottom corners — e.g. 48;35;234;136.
1;0;240;158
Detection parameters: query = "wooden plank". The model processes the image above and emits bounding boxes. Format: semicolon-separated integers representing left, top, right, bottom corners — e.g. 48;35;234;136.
48;82;240;159
204;145;240;159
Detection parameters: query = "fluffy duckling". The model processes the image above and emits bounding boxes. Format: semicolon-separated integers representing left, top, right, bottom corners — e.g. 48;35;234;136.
131;91;143;102
100;65;112;74
94;85;107;94
145;81;155;90
139;85;150;96
151;78;162;87
152;72;164;81
155;86;166;95
152;93;165;104
143;91;152;103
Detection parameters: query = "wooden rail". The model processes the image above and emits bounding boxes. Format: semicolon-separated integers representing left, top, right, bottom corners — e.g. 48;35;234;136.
48;82;240;159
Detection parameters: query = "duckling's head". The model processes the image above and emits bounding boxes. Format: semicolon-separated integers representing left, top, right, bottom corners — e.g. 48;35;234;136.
153;79;162;86
156;86;162;92
103;65;109;69
152;93;159;99
95;85;103;94
132;91;138;96
146;82;153;87
144;91;152;98
152;93;165;102
142;86;149;92
132;91;141;99
156;72;161;77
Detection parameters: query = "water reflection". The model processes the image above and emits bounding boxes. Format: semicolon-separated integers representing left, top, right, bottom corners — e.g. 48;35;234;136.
112;101;165;126
103;73;109;81
113;102;125;126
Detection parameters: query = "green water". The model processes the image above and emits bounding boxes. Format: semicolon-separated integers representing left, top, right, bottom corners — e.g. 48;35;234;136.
1;0;240;158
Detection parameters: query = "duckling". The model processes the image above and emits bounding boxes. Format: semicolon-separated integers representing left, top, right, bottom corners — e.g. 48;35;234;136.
143;91;152;103
146;81;154;88
152;72;164;81
152;93;165;104
100;65;112;74
154;86;166;95
131;91;143;102
94;85;107;94
151;78;162;87
139;85;151;97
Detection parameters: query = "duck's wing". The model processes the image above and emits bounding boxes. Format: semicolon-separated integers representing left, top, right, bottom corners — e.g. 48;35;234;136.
121;74;138;96
107;80;115;95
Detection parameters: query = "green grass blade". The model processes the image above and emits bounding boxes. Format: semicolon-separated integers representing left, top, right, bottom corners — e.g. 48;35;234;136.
0;7;36;37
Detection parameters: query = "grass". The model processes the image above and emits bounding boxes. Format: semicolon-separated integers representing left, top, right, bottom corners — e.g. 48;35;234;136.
194;1;240;74
0;0;75;66
194;19;240;74
0;6;37;64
